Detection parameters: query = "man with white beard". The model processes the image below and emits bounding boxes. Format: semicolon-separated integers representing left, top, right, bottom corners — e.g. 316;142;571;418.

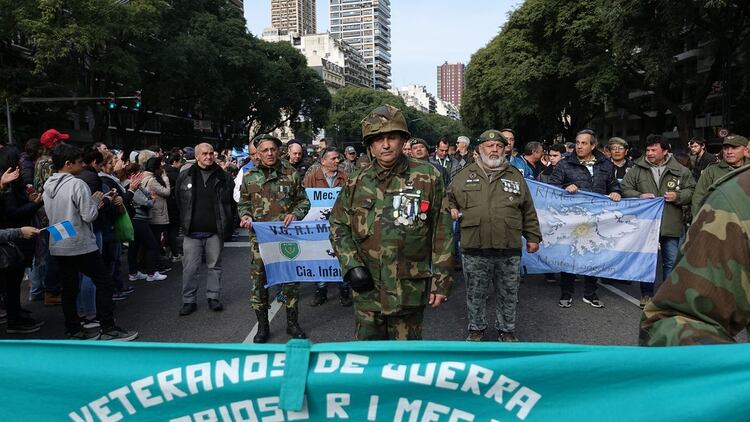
448;130;542;342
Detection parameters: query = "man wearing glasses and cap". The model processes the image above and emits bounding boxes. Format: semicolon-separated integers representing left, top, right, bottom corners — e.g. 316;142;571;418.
342;145;358;174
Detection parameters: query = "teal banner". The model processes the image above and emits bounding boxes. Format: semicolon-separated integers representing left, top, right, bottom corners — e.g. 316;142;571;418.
1;340;748;421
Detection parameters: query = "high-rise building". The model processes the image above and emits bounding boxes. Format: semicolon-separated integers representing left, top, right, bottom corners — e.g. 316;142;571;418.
271;0;316;36
329;0;391;90
390;85;436;114
436;62;465;108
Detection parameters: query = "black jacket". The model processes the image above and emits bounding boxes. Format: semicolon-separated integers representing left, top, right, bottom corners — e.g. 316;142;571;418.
164;165;180;224
548;150;621;195
175;163;235;238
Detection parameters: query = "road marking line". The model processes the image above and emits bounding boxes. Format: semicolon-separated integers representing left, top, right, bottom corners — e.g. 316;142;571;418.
243;299;283;343
225;242;252;248
598;281;641;307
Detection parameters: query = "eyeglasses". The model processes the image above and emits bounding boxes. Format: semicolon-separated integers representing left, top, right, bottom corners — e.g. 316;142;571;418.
609;147;626;151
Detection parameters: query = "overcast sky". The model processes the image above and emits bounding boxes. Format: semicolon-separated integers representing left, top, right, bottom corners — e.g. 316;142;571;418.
244;0;519;96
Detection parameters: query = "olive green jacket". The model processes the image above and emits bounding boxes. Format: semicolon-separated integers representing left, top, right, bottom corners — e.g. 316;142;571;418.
621;156;695;238
692;160;748;217
329;156;455;314
447;163;542;252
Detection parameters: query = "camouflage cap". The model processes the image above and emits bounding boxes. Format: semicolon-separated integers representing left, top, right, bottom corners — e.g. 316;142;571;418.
253;134;282;149
723;135;748;148
608;137;629;148
478;129;508;146
361;104;411;145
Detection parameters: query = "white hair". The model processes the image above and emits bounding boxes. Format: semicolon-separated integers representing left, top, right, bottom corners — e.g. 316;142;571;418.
457;136;470;145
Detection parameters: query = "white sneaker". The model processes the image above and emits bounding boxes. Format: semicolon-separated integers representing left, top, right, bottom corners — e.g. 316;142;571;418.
128;272;147;281
146;272;167;282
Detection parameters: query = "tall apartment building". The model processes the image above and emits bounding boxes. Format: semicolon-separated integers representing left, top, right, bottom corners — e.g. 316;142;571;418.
390;85;436;114
436;62;465;108
329;0;391;90
271;0;316;36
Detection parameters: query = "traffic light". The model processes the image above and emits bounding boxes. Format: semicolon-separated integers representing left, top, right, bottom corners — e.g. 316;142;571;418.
108;100;117;110
105;92;116;110
134;90;142;109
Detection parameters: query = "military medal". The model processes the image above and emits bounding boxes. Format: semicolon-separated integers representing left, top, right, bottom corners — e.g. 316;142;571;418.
419;200;430;213
393;196;401;220
418;213;427;221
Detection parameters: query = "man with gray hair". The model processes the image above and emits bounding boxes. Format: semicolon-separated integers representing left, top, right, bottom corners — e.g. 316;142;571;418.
175;143;235;316
549;129;621;308
518;141;544;180
453;135;473;170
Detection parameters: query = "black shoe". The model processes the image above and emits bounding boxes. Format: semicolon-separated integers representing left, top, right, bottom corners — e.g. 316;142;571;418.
583;294;604;308
6;317;45;334
286;307;307;339
309;288;327;306
208;298;223;311
179;302;197;316
339;287;353;307
254;309;270;343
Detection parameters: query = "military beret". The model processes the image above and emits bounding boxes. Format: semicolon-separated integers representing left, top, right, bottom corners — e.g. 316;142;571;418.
478;130;508;145
410;138;429;149
608;137;629;148
253;134;282;149
723;135;748;148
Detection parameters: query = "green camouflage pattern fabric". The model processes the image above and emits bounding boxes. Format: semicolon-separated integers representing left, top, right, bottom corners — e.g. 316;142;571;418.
355;307;424;340
463;254;521;332
238;160;311;310
621;155;696;237
691;160;748;217
329;155;455;315
33;154;54;193
640;166;750;346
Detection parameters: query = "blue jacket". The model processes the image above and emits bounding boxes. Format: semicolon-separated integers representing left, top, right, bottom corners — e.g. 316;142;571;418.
548;150;621;195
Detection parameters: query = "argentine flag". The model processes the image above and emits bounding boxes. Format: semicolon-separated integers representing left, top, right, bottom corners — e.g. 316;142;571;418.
44;220;77;241
302;188;341;221
522;180;665;283
253;221;343;287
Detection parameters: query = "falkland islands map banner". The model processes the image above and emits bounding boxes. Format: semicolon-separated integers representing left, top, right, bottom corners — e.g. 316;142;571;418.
522;180;665;283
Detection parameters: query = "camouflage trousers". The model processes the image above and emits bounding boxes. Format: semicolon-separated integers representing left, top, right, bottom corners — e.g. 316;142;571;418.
249;241;299;310
355;306;424;340
463;253;521;332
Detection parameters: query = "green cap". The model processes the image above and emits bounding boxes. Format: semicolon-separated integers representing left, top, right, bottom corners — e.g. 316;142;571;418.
478;129;508;145
723;135;748;148
253;134;282;149
410;138;429;149
608;137;628;148
361;104;411;145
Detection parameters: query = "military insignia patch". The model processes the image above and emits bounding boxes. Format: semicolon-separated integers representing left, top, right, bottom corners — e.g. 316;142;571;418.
667;181;676;189
280;242;300;260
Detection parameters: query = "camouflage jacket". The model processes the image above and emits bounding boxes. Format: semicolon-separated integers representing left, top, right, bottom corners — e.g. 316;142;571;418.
329;155;455;314
448;163;542;252
640;166;750;346
691;159;748;217
237;160;310;227
33;154;54;193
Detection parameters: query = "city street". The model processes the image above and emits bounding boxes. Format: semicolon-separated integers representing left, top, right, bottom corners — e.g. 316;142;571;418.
2;234;651;345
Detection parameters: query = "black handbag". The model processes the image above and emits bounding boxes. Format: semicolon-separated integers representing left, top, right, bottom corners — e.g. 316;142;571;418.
0;242;24;269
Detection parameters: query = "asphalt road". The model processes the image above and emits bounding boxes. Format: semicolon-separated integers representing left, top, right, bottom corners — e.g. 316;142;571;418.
2;240;655;345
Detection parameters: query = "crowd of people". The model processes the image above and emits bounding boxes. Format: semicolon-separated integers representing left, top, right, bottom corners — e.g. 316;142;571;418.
1;105;748;345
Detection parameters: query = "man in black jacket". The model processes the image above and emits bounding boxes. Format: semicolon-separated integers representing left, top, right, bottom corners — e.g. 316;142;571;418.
175;143;235;316
549;129;622;309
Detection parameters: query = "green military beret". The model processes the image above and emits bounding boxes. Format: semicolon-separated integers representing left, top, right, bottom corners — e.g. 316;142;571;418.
723;135;748;148
608;137;629;148
478;129;508;145
410;138;429;149
253;134;282;149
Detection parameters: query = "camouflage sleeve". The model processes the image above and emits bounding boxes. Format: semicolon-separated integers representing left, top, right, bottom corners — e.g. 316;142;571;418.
290;172;310;220
620;168;642;198
329;181;365;274
640;186;750;346
237;173;252;218
675;169;696;206
521;181;542;244
429;172;455;296
446;180;458;210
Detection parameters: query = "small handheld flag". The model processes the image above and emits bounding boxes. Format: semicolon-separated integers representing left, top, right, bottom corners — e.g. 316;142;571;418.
43;220;78;241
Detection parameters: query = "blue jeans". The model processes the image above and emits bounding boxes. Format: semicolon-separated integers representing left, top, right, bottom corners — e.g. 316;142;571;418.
77;231;103;317
640;236;680;296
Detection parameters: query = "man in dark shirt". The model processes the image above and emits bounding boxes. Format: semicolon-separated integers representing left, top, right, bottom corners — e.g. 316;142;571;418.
688;137;717;181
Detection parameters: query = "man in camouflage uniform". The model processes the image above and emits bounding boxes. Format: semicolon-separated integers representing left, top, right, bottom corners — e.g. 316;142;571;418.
238;134;311;343
448;130;542;342
640;164;750;346
329;104;455;340
691;135;748;217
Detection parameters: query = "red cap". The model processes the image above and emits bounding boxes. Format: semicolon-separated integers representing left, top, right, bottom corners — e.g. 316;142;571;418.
40;129;70;148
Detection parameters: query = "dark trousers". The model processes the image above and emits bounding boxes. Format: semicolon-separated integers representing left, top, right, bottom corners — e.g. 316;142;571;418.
560;272;598;297
56;252;115;332
167;222;182;256
128;219;158;274
1;267;25;322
